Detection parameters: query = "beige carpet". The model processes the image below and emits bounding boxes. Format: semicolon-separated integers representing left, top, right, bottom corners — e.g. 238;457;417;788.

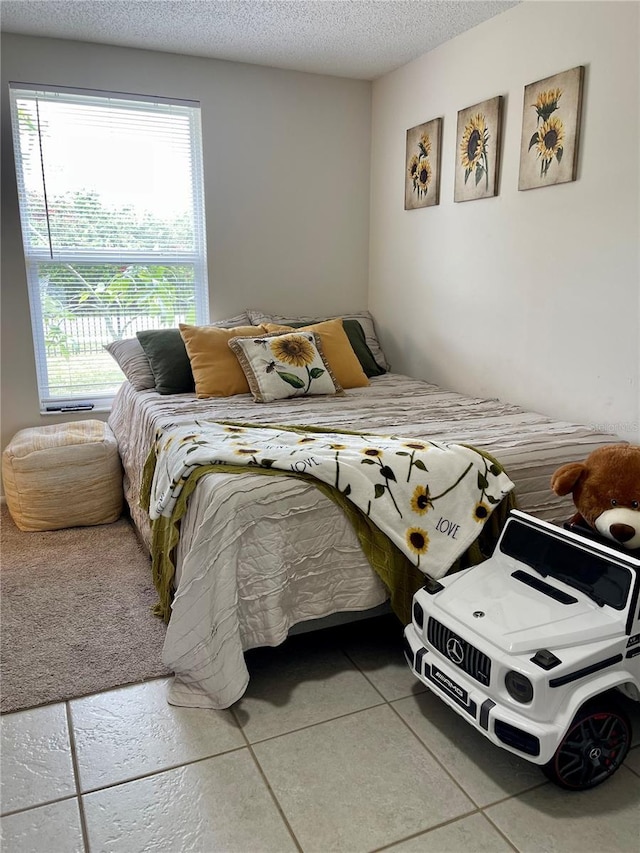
0;504;170;714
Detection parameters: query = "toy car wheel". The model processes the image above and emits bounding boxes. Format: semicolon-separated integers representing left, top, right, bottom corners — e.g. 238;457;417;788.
543;700;631;790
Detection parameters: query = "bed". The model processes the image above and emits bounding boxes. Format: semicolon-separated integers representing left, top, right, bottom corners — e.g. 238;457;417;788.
108;366;621;710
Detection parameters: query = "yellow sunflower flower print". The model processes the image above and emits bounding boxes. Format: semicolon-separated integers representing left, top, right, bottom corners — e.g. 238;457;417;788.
416;158;432;194
329;443;347;450
419;133;432;158
404;441;428;451
407;154;420;182
460;113;490;189
406;527;430;565
362;448;383;458
472;502;490;522
533;88;563;122
531;116;565;178
408;132;433;200
177;434;198;445
410;485;432;515
298;436;316;444
537;116;565;158
235;447;260;456
460;113;487;169
270;335;315;368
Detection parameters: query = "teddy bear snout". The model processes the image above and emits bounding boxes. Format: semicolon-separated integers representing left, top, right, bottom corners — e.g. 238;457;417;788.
594;506;640;550
609;523;636;543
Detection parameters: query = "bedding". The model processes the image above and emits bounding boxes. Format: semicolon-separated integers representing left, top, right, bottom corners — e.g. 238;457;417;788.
262;319;370;388
339;320;386;377
104;314;253;394
229;331;343;402
137;328;195;395
178;323;267;397
109;373;621;709
270;318;386;378
143;421;514;626
103;337;156;391
247;309;390;371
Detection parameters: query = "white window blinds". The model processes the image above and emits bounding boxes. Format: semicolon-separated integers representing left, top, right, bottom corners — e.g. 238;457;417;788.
9;84;208;410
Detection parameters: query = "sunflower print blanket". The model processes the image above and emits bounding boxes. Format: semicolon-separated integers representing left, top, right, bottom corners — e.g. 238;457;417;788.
147;421;515;581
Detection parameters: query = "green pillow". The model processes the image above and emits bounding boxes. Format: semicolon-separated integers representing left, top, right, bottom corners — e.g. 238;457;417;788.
288;319;385;377
136;329;195;394
342;319;386;377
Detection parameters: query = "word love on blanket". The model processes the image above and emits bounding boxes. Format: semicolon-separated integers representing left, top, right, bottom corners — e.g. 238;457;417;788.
148;421;515;580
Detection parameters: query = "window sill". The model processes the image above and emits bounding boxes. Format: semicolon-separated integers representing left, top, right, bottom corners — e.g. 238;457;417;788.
40;405;112;416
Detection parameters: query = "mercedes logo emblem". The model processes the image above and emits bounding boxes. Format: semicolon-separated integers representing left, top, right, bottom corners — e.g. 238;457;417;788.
589;747;602;761
446;637;464;665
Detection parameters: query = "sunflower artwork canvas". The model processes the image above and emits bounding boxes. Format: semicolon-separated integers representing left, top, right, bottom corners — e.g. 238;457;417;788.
518;66;584;191
404;118;442;210
454;96;502;203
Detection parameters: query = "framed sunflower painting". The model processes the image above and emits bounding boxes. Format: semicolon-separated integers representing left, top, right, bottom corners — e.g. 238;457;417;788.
404;117;442;210
518;66;584;191
454;96;502;202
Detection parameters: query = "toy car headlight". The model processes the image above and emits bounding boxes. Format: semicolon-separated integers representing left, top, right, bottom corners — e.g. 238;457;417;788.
505;670;534;703
412;600;424;629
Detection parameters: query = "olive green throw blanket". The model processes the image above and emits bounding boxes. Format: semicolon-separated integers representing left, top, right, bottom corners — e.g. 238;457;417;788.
141;422;516;626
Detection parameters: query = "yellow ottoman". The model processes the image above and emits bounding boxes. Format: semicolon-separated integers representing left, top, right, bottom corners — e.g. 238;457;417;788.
2;420;123;531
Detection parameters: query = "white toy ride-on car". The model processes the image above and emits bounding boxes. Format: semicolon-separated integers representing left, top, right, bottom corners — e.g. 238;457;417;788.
403;509;640;790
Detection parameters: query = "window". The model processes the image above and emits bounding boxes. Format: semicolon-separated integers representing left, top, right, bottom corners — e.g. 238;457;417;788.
9;84;208;410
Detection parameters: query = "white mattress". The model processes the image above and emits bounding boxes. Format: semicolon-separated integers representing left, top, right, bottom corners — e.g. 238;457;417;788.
109;374;620;708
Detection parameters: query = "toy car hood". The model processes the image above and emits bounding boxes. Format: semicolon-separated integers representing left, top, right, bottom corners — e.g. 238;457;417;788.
432;560;625;655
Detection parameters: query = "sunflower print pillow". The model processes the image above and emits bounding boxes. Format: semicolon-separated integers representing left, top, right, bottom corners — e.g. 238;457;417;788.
228;331;344;403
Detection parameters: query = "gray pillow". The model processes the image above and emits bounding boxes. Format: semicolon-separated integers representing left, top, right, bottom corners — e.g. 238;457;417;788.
104;338;155;391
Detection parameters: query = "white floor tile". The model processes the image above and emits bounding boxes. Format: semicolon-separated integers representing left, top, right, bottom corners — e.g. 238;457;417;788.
0;704;76;815
339;615;428;701
0;798;84;853
386;812;513;852
70;678;245;791
393;691;543;806
624;696;640;747
235;638;383;741
253;704;474;853
485;765;640;853
83;749;296;853
625;745;640;776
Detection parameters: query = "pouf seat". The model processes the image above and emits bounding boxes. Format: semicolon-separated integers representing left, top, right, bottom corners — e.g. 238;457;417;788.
2;420;123;531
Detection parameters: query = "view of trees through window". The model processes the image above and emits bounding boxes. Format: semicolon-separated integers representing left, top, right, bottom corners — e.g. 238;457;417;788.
11;86;207;404
33;191;197;397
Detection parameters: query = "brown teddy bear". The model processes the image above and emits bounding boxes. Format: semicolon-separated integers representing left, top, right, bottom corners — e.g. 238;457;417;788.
551;444;640;550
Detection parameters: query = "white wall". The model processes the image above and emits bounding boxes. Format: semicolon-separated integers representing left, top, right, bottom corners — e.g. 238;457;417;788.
369;1;639;442
1;35;372;453
3;3;639;462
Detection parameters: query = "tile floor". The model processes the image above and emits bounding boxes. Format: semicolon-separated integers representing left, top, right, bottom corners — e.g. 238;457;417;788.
1;614;639;853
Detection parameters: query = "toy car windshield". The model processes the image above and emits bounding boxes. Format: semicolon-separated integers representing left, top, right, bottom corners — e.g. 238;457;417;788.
498;520;633;610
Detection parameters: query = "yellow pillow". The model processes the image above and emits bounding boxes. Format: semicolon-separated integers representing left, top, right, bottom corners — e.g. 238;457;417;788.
179;324;267;397
263;318;369;389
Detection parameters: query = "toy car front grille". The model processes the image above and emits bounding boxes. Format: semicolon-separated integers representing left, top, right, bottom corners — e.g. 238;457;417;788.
427;617;492;686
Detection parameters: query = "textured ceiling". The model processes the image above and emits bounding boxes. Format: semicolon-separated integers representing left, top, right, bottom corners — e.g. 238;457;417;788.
0;1;520;80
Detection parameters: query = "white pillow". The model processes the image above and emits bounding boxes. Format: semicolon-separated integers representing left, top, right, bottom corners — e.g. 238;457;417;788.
229;332;343;403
